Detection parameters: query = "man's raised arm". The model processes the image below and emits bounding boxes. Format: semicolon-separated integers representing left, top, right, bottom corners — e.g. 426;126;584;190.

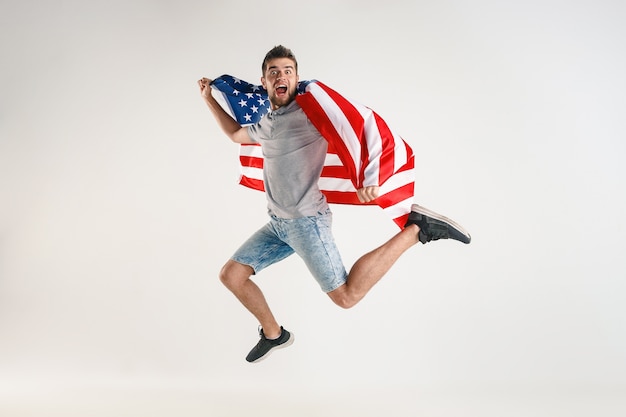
198;77;254;144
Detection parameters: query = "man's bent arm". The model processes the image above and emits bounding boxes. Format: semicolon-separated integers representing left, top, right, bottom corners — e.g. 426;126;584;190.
198;77;254;144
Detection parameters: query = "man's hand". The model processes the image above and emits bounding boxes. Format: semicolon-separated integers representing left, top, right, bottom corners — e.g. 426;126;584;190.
357;186;379;203
198;77;213;101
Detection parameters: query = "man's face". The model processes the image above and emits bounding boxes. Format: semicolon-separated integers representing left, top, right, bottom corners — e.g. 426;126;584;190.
261;58;299;110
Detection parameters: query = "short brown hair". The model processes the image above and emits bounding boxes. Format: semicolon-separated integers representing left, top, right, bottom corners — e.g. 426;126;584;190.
261;45;298;74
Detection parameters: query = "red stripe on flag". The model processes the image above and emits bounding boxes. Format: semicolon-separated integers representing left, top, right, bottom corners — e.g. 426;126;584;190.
397;154;415;173
393;213;410;229
239;175;265;192
375;182;415;209
321;165;351;179
321;190;376;205
240;155;263;169
296;92;360;189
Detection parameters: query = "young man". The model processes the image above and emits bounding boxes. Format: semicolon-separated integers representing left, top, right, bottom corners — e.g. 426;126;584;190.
198;45;470;363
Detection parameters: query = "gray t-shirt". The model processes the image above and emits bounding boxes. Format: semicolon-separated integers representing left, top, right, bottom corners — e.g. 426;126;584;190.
247;100;329;219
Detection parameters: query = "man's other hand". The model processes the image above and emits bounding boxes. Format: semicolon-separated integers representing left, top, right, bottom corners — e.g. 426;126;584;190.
357;186;379;203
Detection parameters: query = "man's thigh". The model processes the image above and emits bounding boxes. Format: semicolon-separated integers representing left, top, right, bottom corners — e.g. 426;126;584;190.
282;212;348;293
230;222;295;274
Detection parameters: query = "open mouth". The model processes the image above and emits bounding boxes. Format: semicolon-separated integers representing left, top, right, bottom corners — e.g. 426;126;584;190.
275;85;288;96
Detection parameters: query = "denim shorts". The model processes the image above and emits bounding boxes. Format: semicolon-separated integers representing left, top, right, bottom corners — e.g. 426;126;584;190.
231;209;348;293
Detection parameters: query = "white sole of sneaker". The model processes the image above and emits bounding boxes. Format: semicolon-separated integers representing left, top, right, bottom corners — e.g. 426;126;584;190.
411;204;471;243
250;333;295;364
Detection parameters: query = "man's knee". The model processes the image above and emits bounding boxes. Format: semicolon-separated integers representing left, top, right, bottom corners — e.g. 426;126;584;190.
219;260;253;288
327;286;358;309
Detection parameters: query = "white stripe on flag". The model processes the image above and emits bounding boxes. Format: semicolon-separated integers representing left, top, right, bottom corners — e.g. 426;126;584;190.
382;196;414;219
324;153;343;166
356;105;383;187
239;144;263;157
393;135;409;173
378;168;415;195
240;166;263;181
211;90;236;121
318;177;357;192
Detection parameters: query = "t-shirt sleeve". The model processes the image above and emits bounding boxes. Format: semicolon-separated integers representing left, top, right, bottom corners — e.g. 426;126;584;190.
247;123;261;143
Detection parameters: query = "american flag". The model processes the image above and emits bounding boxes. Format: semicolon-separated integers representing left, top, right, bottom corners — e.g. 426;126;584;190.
210;75;415;228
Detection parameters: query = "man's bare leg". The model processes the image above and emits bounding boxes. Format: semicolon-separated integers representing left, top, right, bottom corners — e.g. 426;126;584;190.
219;260;282;338
327;224;420;308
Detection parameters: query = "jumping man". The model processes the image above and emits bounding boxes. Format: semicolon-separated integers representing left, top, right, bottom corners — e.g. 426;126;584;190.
198;45;470;363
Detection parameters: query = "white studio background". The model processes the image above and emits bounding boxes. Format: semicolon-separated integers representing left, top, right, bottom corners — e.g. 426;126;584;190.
1;0;625;416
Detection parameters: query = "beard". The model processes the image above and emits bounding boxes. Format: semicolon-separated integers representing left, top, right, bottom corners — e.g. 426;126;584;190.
269;89;297;109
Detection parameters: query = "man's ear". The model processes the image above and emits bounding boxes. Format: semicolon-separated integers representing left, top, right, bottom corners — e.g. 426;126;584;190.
261;77;267;89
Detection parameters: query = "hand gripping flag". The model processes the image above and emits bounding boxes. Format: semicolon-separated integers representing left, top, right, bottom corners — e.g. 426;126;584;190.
210;75;416;229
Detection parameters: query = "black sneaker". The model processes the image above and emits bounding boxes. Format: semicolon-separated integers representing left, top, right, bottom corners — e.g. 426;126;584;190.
405;204;471;244
245;326;294;363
